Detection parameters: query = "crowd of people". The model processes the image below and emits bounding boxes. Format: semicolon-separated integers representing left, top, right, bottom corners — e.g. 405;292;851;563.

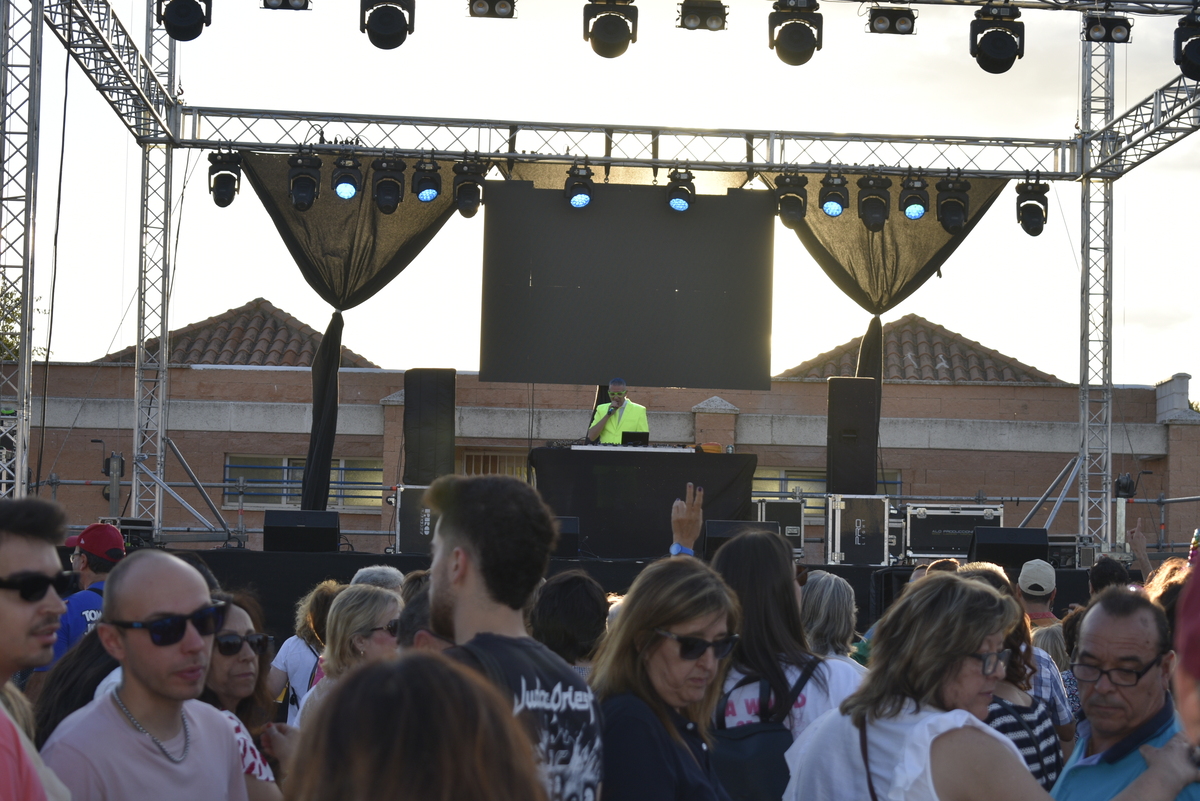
3;479;1200;800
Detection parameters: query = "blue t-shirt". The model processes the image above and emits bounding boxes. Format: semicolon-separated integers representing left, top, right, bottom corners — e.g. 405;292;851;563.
1051;697;1200;801
34;581;105;672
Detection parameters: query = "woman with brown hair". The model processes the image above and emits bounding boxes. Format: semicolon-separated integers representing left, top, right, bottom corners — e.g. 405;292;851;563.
591;556;740;801
786;572;1198;801
285;652;548;801
267;579;344;727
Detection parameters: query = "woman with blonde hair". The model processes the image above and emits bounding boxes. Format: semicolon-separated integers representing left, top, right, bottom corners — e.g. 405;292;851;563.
297;584;400;727
786;572;1199;801
287;652;548;801
591;557;741;801
267;579;344;726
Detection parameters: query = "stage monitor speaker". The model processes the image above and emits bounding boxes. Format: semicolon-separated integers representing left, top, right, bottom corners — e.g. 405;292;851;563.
702;520;780;561
826;377;878;496
263;510;340;553
403;369;456;486
555;517;580;558
968;527;1049;571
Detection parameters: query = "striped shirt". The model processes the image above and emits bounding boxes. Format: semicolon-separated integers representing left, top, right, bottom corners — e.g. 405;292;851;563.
986;695;1063;790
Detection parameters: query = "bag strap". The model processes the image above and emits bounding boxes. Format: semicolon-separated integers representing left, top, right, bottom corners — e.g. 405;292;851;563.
859;723;880;801
995;697;1050;780
767;658;821;726
715;673;762;731
85;586;104;598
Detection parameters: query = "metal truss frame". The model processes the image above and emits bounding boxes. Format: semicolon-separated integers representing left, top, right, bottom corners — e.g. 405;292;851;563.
0;0;41;499
1079;38;1116;549
129;3;173;536
14;0;1200;541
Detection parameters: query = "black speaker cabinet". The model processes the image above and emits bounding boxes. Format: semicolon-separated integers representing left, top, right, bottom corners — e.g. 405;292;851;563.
763;501;805;540
397;498;437;555
555;516;580;558
403;369;456;486
702;520;780;561
826;377;878;496
262;510;340;553
968;527;1049;571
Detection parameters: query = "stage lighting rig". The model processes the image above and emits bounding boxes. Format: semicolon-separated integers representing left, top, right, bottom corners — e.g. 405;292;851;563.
666;169;696;212
565;164;595;209
935;177;970;235
331;155;363;201
288;153;322;212
857;175;891;232
818;174;848;217
584;1;638;58
868;6;915;35
372;158;406;214
264;0;309;9
207;152;241;208
453;160;488;218
1015;180;1049;237
899;175;929;220
1175;15;1200;81
769;0;822;66
775;173;808;229
1083;15;1131;43
412;159;442;202
679;0;726;31
361;0;415;50
969;5;1023;74
156;0;211;41
470;0;515;17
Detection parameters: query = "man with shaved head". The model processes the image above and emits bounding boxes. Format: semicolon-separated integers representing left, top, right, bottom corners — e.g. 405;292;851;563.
42;549;249;801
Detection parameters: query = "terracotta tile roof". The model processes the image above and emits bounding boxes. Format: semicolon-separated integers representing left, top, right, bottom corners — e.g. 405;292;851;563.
97;298;379;368
776;313;1061;383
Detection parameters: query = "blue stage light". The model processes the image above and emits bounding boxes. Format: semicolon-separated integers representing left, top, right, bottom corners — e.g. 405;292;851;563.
904;203;926;220
822;200;844;217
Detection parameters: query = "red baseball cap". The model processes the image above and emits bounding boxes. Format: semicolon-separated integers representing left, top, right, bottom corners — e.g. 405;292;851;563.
1176;572;1200;678
73;523;126;563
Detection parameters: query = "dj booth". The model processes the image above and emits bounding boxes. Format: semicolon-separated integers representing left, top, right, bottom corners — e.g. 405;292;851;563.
528;446;758;558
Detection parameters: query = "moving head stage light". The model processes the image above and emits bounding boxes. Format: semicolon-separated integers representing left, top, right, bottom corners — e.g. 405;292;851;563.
157;0;211;41
1176;15;1200;81
1015;181;1049;237
412;159;442;202
775;173;808;229
769;0;822;66
207;152;241;208
453;161;488;218
584;1;638;58
899;175;929;220
565;164;596;208
679;0;727;31
666;169;696;212
868;6;915;35
470;0;515;17
362;0;415;50
332;155;363;201
372;158;406;214
935;176;971;234
287;153;322;212
819;173;848;217
857;175;891;232
970;5;1023;74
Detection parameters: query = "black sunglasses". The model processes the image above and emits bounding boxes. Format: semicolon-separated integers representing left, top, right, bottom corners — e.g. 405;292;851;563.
368;619;401;639
655;629;739;660
215;632;271;657
0;571;76;602
107;602;227;646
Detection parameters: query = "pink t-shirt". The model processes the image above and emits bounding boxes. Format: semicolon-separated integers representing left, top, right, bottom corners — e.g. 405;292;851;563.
41;692;249;801
0;710;47;801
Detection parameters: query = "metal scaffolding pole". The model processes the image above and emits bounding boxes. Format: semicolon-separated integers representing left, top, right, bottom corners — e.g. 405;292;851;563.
0;0;42;499
1078;35;1117;549
132;0;174;537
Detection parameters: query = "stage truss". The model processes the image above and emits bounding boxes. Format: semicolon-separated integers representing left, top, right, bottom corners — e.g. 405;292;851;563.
3;0;1200;549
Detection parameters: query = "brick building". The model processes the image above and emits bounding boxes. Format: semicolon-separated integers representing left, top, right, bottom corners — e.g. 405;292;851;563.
29;299;1200;559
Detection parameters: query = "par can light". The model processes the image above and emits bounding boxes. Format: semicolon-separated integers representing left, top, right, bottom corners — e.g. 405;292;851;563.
678;0;726;31
470;0;515;17
868;7;915;35
1083;15;1131;43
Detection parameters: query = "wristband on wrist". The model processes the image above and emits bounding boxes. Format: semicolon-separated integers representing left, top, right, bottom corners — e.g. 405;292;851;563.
669;543;694;557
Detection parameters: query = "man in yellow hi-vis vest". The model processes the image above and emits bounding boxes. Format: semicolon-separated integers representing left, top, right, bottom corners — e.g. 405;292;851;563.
587;378;649;444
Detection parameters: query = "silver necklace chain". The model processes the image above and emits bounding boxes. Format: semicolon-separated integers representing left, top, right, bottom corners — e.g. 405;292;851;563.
112;690;190;764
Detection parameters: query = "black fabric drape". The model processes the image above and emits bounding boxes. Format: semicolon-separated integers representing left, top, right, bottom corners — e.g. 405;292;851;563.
242;152;457;510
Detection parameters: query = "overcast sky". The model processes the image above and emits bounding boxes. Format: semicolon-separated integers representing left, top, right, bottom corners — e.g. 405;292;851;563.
27;0;1200;390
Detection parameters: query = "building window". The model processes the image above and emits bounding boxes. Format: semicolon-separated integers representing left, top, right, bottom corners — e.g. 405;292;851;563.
461;450;530;482
753;467;903;515
224;456;383;511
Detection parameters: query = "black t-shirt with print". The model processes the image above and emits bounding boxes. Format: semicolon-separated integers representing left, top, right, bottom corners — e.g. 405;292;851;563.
449;633;603;801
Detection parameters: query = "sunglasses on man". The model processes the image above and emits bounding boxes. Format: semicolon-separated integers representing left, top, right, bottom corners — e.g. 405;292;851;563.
106;602;227;646
0;571;76;602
